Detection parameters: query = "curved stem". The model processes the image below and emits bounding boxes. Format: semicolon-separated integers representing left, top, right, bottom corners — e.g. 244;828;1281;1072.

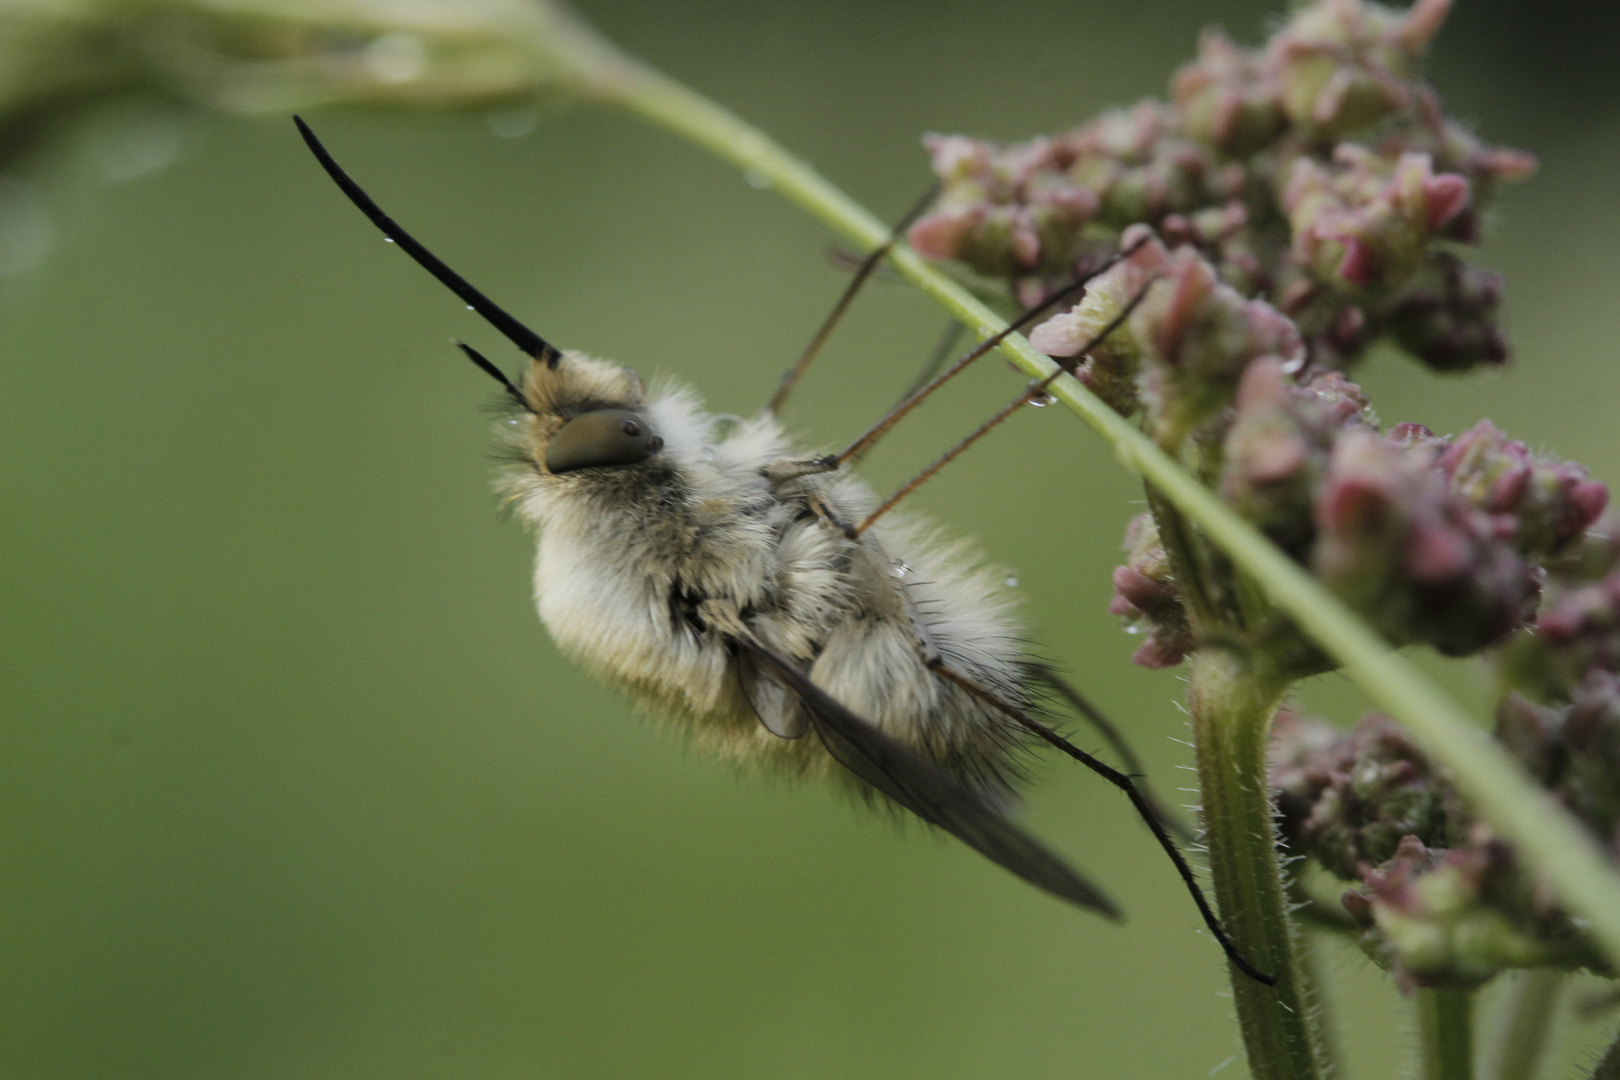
561;46;1620;970
1417;988;1474;1080
1190;648;1324;1080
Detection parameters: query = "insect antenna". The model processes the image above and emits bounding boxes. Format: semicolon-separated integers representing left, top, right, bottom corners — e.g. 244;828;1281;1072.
836;234;1149;469
292;116;562;387
766;183;939;415
846;274;1158;537
930;660;1278;986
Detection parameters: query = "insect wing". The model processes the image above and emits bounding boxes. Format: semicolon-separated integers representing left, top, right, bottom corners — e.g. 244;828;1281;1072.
739;639;1121;918
737;657;810;740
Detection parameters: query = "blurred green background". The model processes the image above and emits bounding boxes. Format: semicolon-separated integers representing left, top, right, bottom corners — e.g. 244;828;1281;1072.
3;1;1619;1076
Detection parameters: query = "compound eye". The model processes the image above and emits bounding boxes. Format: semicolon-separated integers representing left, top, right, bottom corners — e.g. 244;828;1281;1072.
544;409;664;474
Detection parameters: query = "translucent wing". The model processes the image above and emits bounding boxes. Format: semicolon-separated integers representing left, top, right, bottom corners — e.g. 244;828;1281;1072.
737;656;810;740
735;637;1121;918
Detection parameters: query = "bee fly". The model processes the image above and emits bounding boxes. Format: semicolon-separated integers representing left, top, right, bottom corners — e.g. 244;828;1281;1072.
293;117;1272;985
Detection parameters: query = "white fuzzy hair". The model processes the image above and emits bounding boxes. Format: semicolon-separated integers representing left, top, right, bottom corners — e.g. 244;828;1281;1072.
501;352;1032;798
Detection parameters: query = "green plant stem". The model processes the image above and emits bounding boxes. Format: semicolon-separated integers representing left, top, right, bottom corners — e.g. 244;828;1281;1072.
1294;930;1343;1078
1489;970;1562;1080
1190;647;1324;1080
1418;988;1475;1080
561;27;1620;965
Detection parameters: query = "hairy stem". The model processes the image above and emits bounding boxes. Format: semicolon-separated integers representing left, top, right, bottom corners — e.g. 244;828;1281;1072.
1417;988;1474;1080
1294;929;1344;1078
1190;648;1324;1080
1489;970;1562;1080
557;14;1620;966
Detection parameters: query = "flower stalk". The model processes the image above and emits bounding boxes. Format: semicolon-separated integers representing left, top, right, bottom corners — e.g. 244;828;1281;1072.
1488;970;1562;1080
1190;647;1325;1079
1417;987;1474;1080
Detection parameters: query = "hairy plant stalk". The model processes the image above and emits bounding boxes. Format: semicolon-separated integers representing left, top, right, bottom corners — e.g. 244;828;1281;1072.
1294;931;1343;1077
1417;988;1475;1080
1489;971;1562;1080
1190;647;1325;1080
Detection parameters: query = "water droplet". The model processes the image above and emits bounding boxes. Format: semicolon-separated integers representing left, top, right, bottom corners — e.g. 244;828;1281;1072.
744;169;772;190
1281;354;1306;375
384;237;395;242
892;561;913;579
1028;391;1053;408
466;305;475;310
1003;575;1019;588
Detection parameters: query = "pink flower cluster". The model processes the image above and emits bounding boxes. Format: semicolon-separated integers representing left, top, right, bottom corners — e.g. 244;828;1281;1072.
1271;706;1602;988
1282;147;1470;291
1098;340;1607;664
909;0;1533;378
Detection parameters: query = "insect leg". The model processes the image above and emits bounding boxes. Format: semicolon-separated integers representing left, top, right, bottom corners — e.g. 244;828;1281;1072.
846;274;1159;537
766;184;939;416
929;659;1278;986
835;235;1149;469
1029;665;1194;845
762;247;1151;489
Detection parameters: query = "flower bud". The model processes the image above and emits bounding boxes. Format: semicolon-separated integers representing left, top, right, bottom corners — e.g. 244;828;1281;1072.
1508;575;1620;700
1439;420;1608;557
1108;513;1194;668
1063;101;1238;229
1315;429;1539;655
1350;835;1559;989
1383;254;1509;371
1221;359;1375;555
1027;226;1171;414
1283;148;1473;293
1130;246;1306;441
908;134;1098;276
1265;0;1452;138
1172;29;1286;157
1271;711;1460;880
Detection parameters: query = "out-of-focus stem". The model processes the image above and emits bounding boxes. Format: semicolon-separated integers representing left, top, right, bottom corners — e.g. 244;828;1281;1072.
1488;970;1562;1080
1190;647;1324;1080
1417;988;1474;1080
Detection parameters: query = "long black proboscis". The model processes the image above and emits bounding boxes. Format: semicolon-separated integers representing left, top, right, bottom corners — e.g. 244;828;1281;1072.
293;115;562;369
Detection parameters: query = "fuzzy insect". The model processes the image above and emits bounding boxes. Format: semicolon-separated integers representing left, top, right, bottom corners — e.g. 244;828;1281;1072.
293;117;1272;985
